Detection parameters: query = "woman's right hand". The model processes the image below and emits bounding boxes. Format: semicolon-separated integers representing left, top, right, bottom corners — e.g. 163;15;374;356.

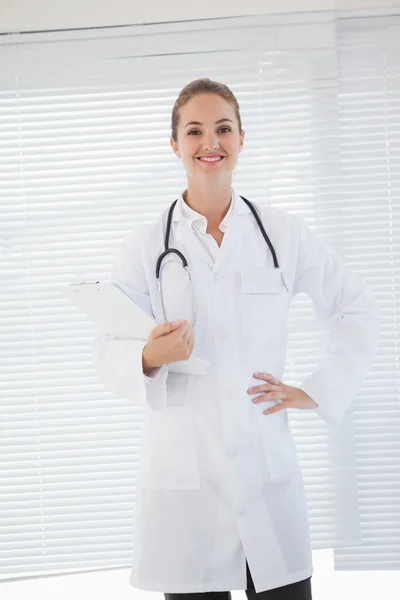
142;320;195;373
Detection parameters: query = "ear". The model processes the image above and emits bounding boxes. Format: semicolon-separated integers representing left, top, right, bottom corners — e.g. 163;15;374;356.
170;136;181;158
239;130;245;152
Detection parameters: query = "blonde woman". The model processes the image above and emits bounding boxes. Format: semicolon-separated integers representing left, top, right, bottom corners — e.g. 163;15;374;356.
92;78;381;600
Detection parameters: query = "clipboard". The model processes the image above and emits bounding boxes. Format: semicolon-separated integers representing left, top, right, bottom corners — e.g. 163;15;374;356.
60;282;208;376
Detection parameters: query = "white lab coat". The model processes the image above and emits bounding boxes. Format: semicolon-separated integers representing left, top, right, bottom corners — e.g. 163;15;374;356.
91;188;382;594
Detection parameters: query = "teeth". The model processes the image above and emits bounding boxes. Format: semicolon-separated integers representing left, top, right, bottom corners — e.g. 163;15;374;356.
199;156;223;162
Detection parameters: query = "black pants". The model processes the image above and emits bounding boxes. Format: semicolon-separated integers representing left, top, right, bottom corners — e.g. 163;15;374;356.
164;561;312;600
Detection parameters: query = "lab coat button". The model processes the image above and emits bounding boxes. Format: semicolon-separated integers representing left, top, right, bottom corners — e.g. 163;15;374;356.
236;507;245;516
213;274;223;282
227;449;237;458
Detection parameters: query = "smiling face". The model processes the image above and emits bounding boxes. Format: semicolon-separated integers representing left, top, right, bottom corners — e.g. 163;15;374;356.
170;93;245;184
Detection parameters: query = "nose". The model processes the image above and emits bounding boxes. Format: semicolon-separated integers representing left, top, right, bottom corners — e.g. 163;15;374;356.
203;132;219;152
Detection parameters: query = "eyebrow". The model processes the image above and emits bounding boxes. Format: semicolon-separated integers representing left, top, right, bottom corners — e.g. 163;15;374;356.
184;118;234;128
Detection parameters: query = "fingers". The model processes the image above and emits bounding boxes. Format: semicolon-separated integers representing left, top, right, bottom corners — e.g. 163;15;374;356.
151;320;181;339
251;392;285;404
151;319;191;340
253;372;281;386
181;325;194;347
175;323;194;360
167;320;194;356
262;401;288;415
177;320;191;339
248;373;315;415
247;383;281;395
248;374;283;401
188;333;195;354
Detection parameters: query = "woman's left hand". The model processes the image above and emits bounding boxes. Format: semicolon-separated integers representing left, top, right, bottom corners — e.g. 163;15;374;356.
247;372;318;415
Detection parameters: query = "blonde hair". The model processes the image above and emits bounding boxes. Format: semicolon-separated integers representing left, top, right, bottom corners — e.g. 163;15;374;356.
171;78;243;142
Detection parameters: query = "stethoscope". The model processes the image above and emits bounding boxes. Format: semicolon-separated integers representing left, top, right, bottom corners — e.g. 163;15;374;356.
155;195;289;325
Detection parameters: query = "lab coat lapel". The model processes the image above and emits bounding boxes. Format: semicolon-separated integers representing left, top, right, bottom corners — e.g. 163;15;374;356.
174;218;214;270
172;191;253;272
213;199;252;274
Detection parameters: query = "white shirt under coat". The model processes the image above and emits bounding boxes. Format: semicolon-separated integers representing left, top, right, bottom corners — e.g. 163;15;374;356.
180;190;234;261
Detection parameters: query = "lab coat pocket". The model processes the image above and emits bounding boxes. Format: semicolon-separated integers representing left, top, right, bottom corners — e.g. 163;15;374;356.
257;409;300;481
241;268;284;344
139;406;200;490
241;267;282;294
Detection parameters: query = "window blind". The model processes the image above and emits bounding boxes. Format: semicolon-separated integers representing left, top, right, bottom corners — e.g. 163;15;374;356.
0;10;391;580
332;13;400;570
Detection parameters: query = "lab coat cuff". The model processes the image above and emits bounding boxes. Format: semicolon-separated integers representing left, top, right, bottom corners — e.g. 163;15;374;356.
143;364;168;383
141;347;169;409
91;335;168;411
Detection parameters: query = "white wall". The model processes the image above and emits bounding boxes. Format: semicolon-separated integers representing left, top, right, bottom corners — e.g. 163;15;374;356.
1;0;400;34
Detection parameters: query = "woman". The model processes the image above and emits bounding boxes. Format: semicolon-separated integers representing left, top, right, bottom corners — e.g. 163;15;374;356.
92;78;381;600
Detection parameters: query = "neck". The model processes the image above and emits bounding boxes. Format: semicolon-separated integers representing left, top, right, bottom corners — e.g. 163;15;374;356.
183;181;232;230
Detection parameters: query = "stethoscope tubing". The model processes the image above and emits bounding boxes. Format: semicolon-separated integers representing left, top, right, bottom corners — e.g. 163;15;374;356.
155;195;288;323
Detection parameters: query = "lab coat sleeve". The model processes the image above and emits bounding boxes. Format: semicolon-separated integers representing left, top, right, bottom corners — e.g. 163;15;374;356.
91;227;168;411
292;215;382;426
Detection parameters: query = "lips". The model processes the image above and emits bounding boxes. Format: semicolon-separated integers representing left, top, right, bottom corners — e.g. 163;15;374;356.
196;156;225;162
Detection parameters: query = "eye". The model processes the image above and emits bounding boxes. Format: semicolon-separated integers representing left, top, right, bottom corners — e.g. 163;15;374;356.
187;127;232;136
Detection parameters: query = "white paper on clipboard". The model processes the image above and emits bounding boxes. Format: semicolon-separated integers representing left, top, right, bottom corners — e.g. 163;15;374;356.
60;282;207;376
